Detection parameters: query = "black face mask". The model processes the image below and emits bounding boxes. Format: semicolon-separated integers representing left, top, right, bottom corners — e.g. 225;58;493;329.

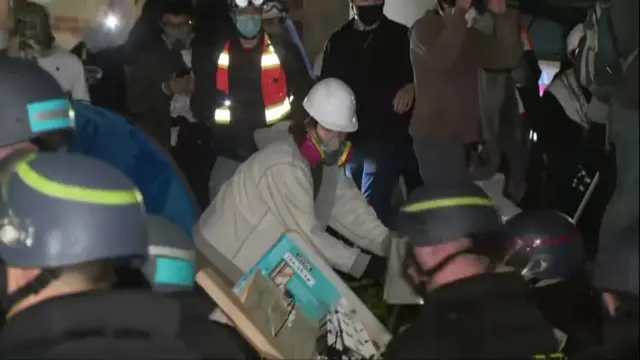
355;4;384;27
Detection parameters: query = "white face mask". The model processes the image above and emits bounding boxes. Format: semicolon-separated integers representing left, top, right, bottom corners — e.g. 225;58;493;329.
0;29;8;50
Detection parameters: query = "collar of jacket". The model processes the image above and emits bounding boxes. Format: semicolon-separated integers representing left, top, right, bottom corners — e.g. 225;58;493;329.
423;271;529;308
348;15;389;33
0;290;182;350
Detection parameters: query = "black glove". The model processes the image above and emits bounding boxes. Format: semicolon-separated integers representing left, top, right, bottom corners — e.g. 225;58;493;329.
362;254;387;283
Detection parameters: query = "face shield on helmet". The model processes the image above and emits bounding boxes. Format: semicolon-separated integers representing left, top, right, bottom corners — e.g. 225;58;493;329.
503;211;586;286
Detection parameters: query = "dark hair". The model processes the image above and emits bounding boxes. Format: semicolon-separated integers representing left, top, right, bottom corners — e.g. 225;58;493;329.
161;0;194;17
288;117;317;146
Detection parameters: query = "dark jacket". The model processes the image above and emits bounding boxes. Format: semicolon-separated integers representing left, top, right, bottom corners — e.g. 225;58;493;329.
385;272;560;359
171;288;257;359
321;17;413;144
127;38;190;149
575;297;639;360
191;31;312;162
71;43;129;116
0;290;201;359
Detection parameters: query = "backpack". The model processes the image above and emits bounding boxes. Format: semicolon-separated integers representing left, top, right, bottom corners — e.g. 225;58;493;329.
578;0;639;101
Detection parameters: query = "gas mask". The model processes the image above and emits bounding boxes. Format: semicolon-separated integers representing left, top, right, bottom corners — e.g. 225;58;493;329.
299;133;352;167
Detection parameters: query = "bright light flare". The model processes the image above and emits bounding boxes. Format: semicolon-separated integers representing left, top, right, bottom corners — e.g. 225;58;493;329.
104;13;120;30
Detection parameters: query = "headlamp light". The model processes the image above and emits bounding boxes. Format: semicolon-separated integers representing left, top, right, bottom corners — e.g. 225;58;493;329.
234;0;264;8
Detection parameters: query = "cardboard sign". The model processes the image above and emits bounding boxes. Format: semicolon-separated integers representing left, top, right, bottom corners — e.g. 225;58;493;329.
196;231;392;359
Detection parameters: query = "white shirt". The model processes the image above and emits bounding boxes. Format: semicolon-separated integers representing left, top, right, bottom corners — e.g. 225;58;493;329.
37;45;91;101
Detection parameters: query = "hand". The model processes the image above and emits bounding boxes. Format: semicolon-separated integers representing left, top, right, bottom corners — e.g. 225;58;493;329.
392;83;415;114
455;0;472;11
488;0;507;14
363;254;387;283
168;73;193;95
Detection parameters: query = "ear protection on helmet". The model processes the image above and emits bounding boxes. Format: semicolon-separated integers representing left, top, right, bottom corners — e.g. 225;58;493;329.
299;135;352;167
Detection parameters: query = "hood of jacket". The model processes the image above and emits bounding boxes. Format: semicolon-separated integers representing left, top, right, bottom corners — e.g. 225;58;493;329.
254;121;294;149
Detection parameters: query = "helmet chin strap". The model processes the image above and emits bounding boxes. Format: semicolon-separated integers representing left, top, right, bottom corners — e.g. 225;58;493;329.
0;267;60;316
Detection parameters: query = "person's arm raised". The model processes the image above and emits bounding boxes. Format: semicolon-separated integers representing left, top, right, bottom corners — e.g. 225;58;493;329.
412;8;468;71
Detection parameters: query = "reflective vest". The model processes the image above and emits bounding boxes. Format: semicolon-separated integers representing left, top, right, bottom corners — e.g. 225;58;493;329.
214;35;291;125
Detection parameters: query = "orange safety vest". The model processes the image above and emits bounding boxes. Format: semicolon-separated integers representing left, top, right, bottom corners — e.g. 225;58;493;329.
214;35;291;125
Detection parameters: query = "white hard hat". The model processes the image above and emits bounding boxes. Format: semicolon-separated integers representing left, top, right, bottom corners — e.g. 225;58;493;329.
262;1;285;19
303;78;358;133
566;24;585;56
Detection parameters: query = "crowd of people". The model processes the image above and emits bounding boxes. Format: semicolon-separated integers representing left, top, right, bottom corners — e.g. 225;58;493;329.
0;0;637;358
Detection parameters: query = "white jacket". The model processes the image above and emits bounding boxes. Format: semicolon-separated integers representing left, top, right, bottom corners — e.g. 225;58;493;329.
195;122;390;283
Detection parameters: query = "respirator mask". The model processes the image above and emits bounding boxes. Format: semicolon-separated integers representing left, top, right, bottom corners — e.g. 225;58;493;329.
299;133;352;167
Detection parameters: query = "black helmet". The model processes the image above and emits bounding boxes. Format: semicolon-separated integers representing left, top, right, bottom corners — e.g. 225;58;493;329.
142;215;195;293
504;210;585;282
0;152;147;308
399;182;503;247
0;57;74;147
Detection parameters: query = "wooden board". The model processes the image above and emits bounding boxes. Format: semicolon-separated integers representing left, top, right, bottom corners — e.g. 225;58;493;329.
196;268;282;359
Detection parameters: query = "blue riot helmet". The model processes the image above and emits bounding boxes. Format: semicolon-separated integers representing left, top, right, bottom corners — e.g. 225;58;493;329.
0;152;148;312
0;57;74;148
504;210;586;283
399;182;506;294
142;215;196;292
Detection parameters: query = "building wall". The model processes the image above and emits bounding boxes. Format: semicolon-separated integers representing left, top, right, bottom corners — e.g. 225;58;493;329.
294;0;350;59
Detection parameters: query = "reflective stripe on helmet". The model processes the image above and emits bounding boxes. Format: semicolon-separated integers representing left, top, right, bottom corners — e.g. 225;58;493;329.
15;154;143;206
402;197;492;213
26;98;74;133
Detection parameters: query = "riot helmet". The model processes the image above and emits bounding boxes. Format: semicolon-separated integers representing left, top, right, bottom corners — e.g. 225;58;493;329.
0;57;74;148
0;152;147;312
504;210;586;284
399;182;505;292
142;215;195;293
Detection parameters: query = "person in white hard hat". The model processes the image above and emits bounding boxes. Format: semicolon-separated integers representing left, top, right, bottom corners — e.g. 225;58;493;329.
195;78;393;284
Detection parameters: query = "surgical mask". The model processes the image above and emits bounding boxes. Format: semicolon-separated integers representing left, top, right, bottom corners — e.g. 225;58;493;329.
234;14;262;39
355;4;385;27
